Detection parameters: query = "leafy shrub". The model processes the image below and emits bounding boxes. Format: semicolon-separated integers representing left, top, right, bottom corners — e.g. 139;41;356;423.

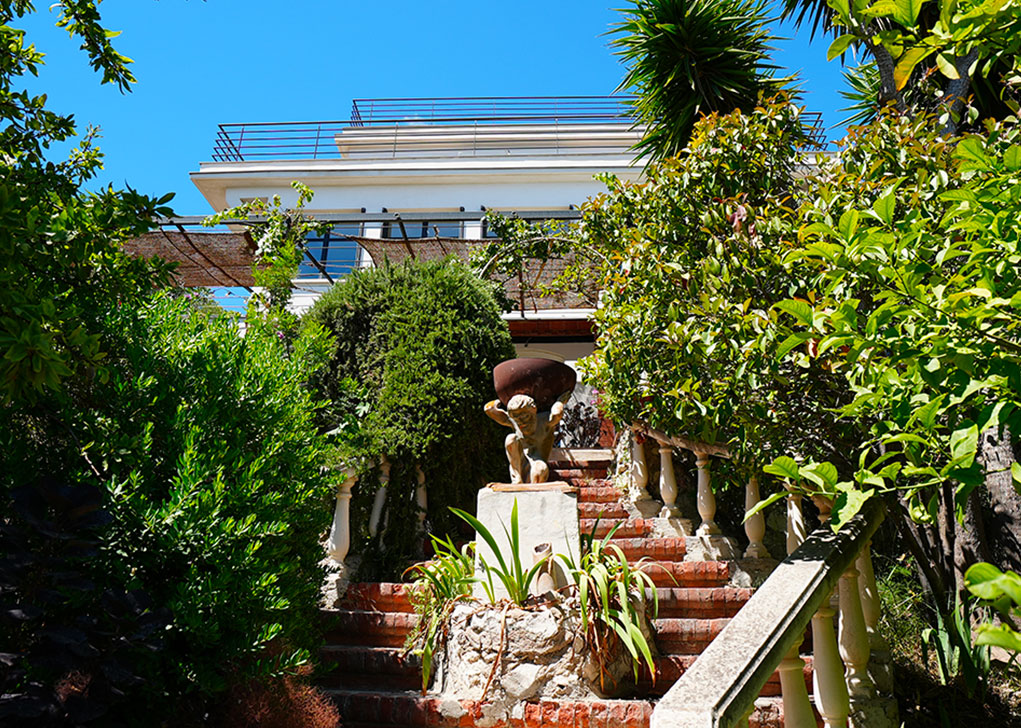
305;258;516;579
2;292;336;712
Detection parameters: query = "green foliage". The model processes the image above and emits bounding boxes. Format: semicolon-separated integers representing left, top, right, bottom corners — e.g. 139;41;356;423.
451;501;552;606
3;293;336;704
557;525;659;687
611;0;791;160
404;534;475;692
304;258;516;579
922;596;991;696
966;563;1021;656
0;1;175;403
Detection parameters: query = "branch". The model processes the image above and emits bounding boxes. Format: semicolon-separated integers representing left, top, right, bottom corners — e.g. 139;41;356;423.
941;49;979;136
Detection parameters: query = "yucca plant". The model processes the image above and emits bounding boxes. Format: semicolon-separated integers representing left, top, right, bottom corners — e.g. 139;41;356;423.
611;0;791;161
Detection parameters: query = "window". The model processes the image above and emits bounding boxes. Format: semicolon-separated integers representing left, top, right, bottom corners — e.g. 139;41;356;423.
298;224;364;279
381;220;463;239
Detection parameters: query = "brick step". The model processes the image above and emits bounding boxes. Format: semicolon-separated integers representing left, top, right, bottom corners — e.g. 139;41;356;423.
603;538;686;563
649;586;751;618
326;689;792;727
339;582;416;613
325;610;417;647
578;501;629;519
580;517;654;539
576;483;620;503
552;467;610;480
319;646;421;690
651;617;729;654
327;689;653;728
644;560;731;588
549;448;614;470
634;655;814;698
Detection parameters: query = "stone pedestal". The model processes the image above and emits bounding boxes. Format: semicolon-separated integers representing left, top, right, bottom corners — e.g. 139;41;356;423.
476;484;580;600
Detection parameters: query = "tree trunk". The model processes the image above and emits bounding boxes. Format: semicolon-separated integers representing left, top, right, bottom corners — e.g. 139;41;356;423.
981;428;1021;575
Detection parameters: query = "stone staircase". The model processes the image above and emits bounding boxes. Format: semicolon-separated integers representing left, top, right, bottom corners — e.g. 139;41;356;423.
320;451;817;727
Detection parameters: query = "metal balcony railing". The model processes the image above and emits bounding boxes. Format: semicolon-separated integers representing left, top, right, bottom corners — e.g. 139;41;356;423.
209;96;826;163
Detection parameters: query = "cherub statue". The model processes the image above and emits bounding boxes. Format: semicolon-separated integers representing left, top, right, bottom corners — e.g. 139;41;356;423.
485;394;565;484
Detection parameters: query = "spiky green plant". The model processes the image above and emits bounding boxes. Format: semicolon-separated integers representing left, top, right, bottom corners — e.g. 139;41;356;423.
611;0;791;161
558;521;660;688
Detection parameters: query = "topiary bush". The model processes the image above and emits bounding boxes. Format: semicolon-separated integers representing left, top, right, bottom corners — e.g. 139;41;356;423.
305;258;516;580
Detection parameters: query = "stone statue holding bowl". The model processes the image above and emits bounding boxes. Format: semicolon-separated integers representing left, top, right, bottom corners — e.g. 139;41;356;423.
486;358;576;484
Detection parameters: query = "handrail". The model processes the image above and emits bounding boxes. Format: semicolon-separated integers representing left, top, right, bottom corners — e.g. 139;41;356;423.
650;497;886;728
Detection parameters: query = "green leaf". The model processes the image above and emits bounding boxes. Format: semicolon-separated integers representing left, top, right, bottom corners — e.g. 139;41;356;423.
892;0;927;27
837;209;860;240
955;137;990;169
1004;145;1021;171
828;34;857;61
773;300;813;327
763;456;800;481
949;423;979;468
872;189;896;224
935;52;960;79
802;461;839;488
1012;461;1021;488
831;487;874;531
894;47;933;90
974;624;1021;654
743;491;787;522
776;332;813;359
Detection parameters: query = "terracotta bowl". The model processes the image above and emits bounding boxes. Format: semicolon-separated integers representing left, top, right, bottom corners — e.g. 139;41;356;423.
493;358;577;412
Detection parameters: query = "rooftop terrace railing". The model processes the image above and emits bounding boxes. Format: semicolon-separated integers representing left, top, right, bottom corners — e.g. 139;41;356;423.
210;96;825;162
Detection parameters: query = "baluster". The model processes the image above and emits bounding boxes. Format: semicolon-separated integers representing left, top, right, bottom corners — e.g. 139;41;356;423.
812;497;849;728
659;443;680;518
415;464;428;531
856;542;884;646
695;452;720;535
368;456;390;537
839;564;875;698
327;468;358;562
779;487;816;728
786;487;807;558
630;431;653;501
743;475;770;559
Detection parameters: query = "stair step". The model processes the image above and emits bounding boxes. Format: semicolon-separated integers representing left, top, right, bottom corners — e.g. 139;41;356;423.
580;517;653;539
651;586;751;618
578;501;628;519
645;560;731;588
549;448;613;469
652;617;729;654
605;538;686;563
553;467;610;481
319;646;421;690
325;610;417;647
326;689;653;727
339;582;416;613
636;655;813;697
576;483;620;503
326;689;793;727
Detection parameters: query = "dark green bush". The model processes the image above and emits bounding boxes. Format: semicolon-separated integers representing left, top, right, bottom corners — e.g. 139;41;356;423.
1;292;335;716
305;258;516;579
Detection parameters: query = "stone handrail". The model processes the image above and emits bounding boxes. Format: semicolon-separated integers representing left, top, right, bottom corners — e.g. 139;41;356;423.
649;497;885;728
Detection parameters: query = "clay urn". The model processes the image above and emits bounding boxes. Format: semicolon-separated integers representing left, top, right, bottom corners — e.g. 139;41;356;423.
493;358;577;412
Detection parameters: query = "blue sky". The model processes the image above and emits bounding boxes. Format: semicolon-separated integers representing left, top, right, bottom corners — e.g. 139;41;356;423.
19;1;848;215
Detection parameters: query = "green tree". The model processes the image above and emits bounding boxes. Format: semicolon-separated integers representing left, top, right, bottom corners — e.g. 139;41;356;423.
611;0;791;161
305;258;516;580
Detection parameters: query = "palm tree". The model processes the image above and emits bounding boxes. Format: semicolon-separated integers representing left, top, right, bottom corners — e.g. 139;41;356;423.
611;0;792;161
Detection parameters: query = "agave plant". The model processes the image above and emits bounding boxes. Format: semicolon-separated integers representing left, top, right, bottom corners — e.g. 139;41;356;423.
611;0;792;161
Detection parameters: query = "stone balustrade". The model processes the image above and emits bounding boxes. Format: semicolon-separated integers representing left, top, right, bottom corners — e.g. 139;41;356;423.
649;497;887;728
